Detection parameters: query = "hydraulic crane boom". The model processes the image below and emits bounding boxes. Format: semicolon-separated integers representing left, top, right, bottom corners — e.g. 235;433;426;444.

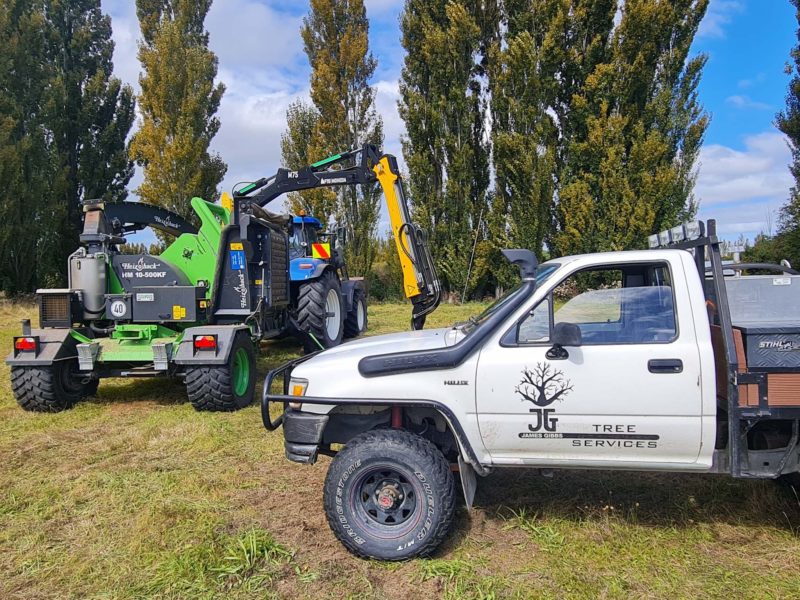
233;144;441;329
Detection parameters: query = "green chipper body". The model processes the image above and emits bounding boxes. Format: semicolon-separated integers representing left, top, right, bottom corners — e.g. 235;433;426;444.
6;194;293;412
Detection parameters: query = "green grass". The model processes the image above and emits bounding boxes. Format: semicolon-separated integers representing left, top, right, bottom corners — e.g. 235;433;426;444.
1;299;800;599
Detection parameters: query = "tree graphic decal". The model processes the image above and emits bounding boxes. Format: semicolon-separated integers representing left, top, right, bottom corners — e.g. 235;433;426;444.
515;362;574;407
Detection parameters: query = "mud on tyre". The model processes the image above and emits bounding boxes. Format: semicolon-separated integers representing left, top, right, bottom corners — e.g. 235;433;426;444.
323;428;456;561
185;332;255;411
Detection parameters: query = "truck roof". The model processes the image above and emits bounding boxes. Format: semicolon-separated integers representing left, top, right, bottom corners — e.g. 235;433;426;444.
542;248;689;269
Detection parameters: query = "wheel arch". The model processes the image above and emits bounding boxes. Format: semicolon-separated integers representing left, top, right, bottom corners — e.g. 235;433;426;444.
340;279;366;313
289;258;333;284
314;401;488;477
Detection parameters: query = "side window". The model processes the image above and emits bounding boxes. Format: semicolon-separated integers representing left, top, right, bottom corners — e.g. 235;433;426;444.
553;264;676;344
517;298;551;343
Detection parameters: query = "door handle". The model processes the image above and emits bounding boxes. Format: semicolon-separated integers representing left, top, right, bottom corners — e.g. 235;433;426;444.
648;359;683;374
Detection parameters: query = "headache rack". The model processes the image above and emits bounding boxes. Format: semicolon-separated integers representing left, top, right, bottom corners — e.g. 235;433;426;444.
652;219;800;478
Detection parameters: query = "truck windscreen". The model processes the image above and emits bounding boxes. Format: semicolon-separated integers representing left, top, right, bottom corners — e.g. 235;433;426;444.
459;263;560;335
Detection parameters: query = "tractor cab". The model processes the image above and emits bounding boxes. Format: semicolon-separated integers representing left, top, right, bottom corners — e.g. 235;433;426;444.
289;214;325;261
288;213;345;283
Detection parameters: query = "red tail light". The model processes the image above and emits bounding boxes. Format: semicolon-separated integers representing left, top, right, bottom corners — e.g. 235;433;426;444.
15;337;38;351
193;335;217;351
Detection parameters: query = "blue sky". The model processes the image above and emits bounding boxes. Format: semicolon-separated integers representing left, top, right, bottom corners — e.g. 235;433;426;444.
102;0;798;241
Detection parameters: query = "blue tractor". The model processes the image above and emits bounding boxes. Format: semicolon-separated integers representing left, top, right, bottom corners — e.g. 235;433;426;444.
231;143;439;352
287;213;367;352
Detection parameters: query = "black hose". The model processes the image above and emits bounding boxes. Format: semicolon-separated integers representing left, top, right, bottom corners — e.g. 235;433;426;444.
89;322;115;335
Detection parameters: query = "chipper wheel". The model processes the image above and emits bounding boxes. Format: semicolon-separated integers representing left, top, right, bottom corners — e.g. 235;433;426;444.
344;289;368;339
296;271;344;353
11;361;96;413
185;333;256;411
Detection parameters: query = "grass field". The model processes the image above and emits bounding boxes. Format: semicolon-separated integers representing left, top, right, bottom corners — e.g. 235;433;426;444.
1;300;800;599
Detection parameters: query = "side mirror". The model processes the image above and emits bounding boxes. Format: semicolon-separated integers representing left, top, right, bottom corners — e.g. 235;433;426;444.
336;225;347;246
552;322;581;346
546;322;581;360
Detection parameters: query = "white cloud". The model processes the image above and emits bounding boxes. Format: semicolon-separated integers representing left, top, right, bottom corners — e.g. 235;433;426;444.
365;0;401;18
695;130;793;238
102;0;140;91
737;73;766;89
697;0;744;39
725;95;773;111
211;85;308;203
373;79;404;159
207;1;305;72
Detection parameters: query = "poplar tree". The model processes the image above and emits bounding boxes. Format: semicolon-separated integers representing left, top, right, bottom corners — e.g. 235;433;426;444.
399;0;490;298
489;0;615;284
0;0;135;293
282;0;383;275
280;100;334;220
774;0;800;265
553;0;709;255
46;0;136;274
0;0;53;293
130;0;226;222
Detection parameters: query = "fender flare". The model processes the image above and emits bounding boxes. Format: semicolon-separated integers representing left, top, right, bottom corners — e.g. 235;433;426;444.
5;328;77;367
262;367;489;477
340;279;365;313
172;324;251;366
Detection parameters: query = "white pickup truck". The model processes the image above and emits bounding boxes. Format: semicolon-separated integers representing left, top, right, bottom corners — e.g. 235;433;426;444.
262;220;800;560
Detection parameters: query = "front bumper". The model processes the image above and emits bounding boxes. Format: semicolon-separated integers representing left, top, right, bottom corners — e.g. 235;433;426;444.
261;353;327;463
283;409;329;464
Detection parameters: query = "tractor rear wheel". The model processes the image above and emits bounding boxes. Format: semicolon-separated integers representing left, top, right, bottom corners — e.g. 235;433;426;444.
10;360;92;413
185;333;255;411
344;289;368;339
296;271;344;353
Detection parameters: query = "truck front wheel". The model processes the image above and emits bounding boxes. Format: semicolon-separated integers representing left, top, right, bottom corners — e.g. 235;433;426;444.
185;333;255;411
323;428;456;560
10;361;93;413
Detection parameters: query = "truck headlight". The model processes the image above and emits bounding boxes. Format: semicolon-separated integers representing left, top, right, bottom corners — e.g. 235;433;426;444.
288;377;308;409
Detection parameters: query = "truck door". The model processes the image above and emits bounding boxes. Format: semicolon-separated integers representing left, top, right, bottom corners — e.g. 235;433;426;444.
475;259;705;466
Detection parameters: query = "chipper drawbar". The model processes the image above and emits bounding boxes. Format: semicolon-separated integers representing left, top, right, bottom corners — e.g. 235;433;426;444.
6;145;440;412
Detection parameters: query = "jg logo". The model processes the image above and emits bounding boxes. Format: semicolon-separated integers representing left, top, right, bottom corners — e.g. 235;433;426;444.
515;363;573;434
528;408;559;432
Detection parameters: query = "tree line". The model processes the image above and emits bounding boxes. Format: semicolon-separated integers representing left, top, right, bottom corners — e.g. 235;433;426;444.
286;0;710;299
2;0;798;299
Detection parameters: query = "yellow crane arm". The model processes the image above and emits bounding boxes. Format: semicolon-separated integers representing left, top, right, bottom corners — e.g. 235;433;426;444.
372;155;441;330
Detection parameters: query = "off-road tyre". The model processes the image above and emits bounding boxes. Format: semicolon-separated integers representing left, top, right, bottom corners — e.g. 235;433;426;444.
185;333;256;411
10;361;91;413
343;289;368;339
323;428;456;561
296;271;344;353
